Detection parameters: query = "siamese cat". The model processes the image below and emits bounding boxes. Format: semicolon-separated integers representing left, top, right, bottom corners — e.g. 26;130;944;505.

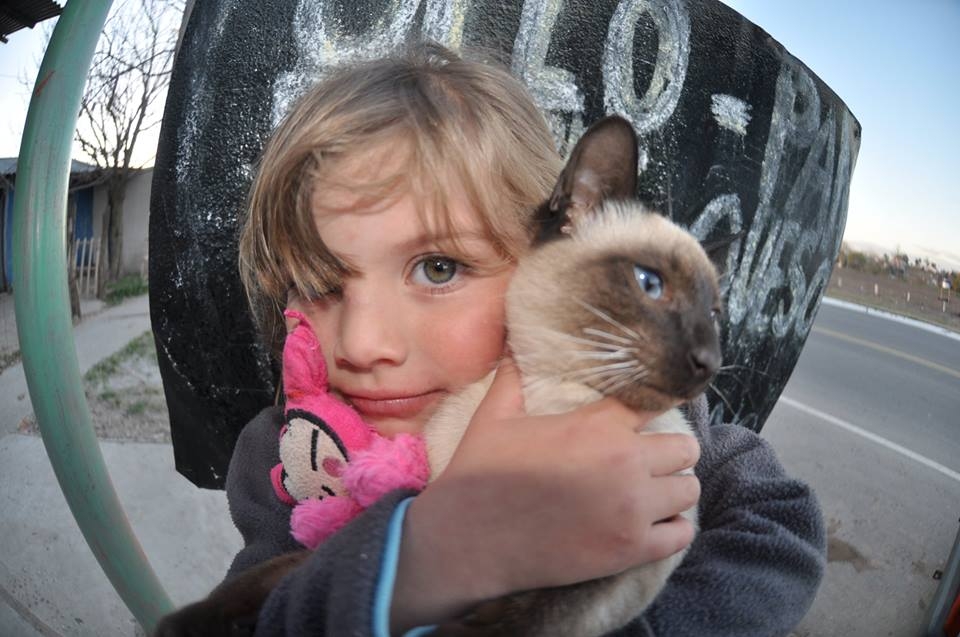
153;115;722;637
423;116;720;637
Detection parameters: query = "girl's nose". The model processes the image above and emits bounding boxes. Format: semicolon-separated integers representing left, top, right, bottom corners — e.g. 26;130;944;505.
333;292;406;370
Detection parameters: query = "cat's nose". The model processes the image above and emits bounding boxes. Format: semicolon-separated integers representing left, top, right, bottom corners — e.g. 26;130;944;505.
687;346;720;379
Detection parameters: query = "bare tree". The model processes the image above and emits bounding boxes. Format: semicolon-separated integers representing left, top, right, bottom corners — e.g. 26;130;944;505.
75;0;183;295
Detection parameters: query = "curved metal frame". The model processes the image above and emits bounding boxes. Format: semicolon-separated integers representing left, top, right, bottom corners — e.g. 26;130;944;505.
12;0;173;631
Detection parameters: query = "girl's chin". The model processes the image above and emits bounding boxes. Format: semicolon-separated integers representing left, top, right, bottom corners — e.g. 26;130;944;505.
362;413;437;438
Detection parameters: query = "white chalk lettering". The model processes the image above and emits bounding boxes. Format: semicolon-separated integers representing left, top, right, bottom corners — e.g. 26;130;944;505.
274;0;420;125
710;94;751;136
423;0;471;48
716;58;856;352
603;0;690;137
512;0;585;153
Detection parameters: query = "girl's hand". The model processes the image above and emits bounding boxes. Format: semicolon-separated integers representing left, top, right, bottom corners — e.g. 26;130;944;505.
391;357;700;631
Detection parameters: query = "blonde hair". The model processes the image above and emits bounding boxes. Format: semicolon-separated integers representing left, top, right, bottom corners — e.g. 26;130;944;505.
239;43;562;358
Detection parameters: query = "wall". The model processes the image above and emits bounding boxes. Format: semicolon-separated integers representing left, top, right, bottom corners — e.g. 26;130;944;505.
122;168;152;276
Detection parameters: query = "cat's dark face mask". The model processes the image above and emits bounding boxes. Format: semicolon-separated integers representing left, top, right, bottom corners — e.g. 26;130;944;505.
528;115;723;411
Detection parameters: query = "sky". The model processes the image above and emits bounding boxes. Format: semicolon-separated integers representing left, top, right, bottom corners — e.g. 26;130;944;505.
1;1;958;269
718;0;960;270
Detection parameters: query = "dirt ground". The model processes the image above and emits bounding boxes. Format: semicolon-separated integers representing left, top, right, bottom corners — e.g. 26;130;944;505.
17;330;171;443
827;266;960;333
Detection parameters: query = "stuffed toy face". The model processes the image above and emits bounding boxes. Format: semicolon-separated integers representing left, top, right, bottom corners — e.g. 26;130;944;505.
270;309;377;508
277;410;351;502
271;309;429;548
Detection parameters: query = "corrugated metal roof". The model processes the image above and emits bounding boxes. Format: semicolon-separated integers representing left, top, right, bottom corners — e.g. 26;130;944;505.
0;0;62;43
0;157;100;177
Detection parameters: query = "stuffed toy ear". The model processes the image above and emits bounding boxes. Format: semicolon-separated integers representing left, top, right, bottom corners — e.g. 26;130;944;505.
283;309;328;403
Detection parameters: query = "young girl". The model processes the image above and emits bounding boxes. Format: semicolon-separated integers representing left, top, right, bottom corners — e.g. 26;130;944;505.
228;44;826;636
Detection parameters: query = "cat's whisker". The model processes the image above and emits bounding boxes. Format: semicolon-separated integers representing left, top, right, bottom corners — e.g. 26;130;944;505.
578;360;639;373
575;300;646;342
567;363;642;387
604;376;639;395
568;350;635;361
619;366;650;389
567;363;640;384
596;365;648;394
715;370;744;386
524;365;630;391
582;327;633;346
518;325;629;352
595;373;629;393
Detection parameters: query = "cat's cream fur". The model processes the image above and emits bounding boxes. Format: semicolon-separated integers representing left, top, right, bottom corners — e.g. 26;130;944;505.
421;115;721;636
423;203;717;637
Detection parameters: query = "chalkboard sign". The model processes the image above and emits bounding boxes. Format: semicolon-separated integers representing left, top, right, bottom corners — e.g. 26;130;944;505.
150;0;861;488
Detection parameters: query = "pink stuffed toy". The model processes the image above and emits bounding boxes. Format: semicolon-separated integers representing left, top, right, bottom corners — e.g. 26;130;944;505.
271;309;430;549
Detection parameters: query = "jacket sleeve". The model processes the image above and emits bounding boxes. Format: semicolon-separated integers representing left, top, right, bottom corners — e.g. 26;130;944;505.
225;406;418;636
620;397;827;636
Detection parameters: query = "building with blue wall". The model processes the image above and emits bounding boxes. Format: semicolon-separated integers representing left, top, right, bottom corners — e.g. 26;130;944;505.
0;158;153;293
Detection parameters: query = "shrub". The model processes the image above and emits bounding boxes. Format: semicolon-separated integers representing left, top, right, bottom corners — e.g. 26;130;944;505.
104;274;148;305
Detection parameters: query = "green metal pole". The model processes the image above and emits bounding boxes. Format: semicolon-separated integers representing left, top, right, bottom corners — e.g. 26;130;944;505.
12;0;174;632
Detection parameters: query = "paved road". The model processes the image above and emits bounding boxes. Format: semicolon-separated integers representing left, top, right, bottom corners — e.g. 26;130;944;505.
762;300;960;637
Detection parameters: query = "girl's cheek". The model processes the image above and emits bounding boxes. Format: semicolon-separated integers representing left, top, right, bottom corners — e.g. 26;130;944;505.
441;303;507;381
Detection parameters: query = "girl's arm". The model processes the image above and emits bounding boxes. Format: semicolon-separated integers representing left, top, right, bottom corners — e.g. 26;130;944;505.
624;397;827;636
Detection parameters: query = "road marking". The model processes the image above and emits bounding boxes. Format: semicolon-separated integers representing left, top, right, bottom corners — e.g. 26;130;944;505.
813;326;960;381
779;396;960;484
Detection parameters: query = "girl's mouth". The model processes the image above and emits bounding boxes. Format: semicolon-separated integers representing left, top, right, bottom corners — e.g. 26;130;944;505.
341;390;445;420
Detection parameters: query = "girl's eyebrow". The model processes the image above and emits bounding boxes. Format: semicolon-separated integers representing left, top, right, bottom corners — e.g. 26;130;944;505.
396;230;491;253
326;230;494;273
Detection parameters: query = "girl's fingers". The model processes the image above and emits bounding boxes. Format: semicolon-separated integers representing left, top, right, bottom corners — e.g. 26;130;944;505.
644;474;701;522
639;433;701;476
642;514;697;562
473;356;525;421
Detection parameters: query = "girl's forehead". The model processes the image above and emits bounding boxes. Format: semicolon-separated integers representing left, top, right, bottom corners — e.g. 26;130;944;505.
311;178;482;236
311;143;483;232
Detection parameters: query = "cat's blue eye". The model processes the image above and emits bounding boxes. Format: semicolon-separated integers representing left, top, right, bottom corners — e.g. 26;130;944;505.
633;266;663;299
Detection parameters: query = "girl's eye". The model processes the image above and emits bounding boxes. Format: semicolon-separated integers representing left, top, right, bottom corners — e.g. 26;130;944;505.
633;265;664;300
413;256;460;287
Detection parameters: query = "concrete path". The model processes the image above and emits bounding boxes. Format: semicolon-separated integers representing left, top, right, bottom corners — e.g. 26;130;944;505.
0;294;242;636
1;295;153;437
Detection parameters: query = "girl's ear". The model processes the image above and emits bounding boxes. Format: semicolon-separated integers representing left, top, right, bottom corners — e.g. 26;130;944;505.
544;116;639;236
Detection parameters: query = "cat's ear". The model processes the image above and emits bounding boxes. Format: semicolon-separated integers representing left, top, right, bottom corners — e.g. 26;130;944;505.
549;115;639;229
